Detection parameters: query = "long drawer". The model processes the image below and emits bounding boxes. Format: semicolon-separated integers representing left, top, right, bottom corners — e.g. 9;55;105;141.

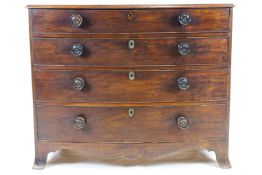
31;9;229;34
36;104;227;142
32;37;229;66
34;69;228;102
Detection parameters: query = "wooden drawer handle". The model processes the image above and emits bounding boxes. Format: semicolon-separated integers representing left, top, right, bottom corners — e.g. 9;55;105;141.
177;116;189;129
178;14;192;25
72;77;86;91
177;77;190;90
70;14;83;28
73;116;86;129
70;43;84;57
177;41;190;55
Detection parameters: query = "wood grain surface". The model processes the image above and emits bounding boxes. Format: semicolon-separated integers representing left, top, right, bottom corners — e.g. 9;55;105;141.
36;104;227;142
32;37;229;66
34;69;228;102
31;8;229;34
29;4;233;169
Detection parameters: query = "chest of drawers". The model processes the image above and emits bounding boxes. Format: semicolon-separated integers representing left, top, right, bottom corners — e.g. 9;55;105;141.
28;4;233;169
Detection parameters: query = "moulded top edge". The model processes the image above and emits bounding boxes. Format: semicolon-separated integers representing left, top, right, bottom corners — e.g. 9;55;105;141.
26;4;235;9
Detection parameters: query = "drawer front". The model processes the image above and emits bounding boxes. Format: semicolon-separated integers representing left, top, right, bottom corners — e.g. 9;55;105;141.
35;69;228;102
32;37;228;66
37;104;227;142
31;9;229;34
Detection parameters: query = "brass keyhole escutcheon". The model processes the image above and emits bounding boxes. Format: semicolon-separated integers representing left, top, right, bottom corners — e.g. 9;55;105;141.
127;12;135;21
128;40;135;49
129;71;135;80
128;108;135;118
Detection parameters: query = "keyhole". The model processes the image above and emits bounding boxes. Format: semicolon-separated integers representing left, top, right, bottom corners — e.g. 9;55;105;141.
128;40;135;49
128;108;135;118
129;71;135;80
128;12;134;21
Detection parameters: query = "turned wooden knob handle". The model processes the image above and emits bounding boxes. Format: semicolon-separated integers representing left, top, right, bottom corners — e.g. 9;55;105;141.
70;43;84;57
177;41;190;55
72;77;86;91
70;14;83;28
177;77;190;90
177;116;189;129
178;14;192;25
73;116;86;129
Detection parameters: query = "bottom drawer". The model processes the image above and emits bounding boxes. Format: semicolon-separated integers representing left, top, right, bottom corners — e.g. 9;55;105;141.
36;104;227;143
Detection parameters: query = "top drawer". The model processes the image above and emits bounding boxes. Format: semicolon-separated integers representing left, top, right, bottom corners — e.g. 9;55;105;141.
31;8;230;34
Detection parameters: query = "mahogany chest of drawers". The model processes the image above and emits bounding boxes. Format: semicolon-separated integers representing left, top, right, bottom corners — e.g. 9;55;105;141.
28;4;233;169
